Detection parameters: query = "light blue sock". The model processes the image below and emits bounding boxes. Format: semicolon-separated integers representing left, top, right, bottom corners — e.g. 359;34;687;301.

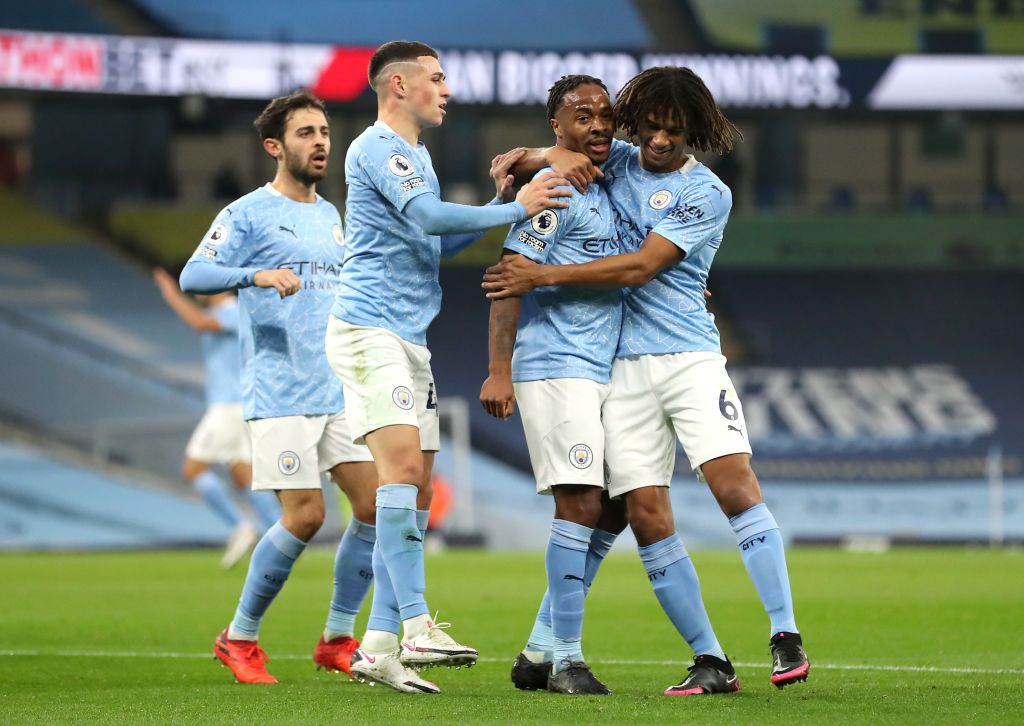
366;538;400;634
585;528;618;590
194;470;242;527
416;509;429;539
639;533;726;660
325;518;375;638
525;527;617;661
547;519;592;671
525;590;553;658
376;484;428;621
247;490;281;531
230;522;307;638
730;503;798;636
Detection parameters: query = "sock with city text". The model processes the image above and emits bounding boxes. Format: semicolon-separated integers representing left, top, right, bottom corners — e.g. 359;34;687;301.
325;518;375;640
228;522;307;639
730;503;798;635
639;533;726;660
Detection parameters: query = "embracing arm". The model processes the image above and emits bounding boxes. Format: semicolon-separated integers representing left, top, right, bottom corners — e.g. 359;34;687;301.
483;232;684;299
442;148;532;258
510;146;602;193
440;197;503;258
406;194;526;236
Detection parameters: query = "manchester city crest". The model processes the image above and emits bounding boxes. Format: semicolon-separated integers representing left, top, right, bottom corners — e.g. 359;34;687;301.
278;450;301;476
331;224;344;247
392;386;415;410
569;443;594;469
648;190;672;209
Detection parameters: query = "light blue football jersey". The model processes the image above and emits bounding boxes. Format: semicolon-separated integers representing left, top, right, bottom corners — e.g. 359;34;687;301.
331;121;441;345
187;183;346;420
603;139;731;356
505;169;621;384
200;298;241;405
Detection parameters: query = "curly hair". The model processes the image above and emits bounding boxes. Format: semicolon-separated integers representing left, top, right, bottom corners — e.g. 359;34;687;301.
613;66;741;154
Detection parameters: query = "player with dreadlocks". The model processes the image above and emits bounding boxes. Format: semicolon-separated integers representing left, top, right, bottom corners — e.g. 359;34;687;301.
480;73;622;696
486;66;810;695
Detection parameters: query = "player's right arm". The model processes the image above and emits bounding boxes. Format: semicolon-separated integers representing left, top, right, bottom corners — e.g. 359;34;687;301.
178;207;300;298
479;272;521;421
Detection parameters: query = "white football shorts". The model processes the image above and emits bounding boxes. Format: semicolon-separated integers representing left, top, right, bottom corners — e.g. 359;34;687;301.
248;410;374;491
514;378;610;495
185;403;251;465
603;352;752;498
325;317;440;451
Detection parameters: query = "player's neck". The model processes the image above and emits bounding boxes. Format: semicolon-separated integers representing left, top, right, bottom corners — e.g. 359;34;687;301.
270;172;317;203
379;106;421;147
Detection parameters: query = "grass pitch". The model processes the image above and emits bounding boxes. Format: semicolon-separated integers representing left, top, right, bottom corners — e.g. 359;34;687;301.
1;547;1022;724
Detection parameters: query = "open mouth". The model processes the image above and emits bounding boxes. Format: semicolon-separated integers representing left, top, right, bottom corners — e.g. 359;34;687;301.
311;152;327;167
588;138;611;154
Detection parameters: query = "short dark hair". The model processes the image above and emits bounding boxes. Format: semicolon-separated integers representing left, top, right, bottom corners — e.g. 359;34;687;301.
253;89;328;142
546;74;609;121
613;66;741;154
368;40;439;89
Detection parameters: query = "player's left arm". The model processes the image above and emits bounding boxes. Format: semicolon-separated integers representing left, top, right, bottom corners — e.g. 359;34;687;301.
152;267;223;332
483;189;720;298
441;148;526;259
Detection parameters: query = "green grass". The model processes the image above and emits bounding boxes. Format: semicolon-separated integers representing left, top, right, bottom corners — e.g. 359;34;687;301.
1;548;1022;724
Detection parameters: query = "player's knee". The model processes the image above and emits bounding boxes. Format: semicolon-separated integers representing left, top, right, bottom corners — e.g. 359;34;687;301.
350;499;376;525
625;490;674;545
381;458;424;487
703;458;763;517
282;498;325;540
553;486;604;527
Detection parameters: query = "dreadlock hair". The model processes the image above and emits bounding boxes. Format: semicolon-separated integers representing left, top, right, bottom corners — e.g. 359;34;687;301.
546;74;609;122
613;66;741;154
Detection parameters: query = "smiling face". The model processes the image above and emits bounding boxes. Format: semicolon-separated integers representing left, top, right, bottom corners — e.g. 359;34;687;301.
637;111;688;173
275;106;330;185
405;55;450;129
551;83;613;165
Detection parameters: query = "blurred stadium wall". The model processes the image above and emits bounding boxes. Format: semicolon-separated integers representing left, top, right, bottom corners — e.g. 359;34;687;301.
0;1;1021;550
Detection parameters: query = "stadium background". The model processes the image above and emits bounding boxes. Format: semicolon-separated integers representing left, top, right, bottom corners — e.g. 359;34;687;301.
2;0;1020;550
2;2;1023;722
